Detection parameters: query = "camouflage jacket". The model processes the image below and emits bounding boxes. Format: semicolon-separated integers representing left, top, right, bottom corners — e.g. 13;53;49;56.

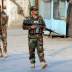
23;16;46;34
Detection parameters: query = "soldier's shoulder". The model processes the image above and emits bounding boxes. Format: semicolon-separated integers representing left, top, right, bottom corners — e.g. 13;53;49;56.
38;16;43;19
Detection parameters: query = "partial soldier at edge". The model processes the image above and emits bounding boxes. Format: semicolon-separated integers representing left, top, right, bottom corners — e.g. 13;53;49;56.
0;4;8;57
23;6;47;69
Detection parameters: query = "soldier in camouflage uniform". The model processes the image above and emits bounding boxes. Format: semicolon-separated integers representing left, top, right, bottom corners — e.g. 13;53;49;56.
0;5;8;57
23;6;47;69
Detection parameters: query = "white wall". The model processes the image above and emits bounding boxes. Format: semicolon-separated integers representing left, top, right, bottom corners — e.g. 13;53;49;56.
6;0;30;29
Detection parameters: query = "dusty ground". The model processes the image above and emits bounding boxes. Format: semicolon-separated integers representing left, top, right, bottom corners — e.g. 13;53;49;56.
0;29;72;72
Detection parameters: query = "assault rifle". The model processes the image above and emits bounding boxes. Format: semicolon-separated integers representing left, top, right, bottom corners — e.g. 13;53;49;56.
23;17;60;35
23;17;45;34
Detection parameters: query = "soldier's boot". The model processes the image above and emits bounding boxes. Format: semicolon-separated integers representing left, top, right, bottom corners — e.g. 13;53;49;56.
31;63;35;68
3;46;7;54
40;62;47;69
3;41;7;53
3;45;7;57
0;46;3;57
30;59;35;68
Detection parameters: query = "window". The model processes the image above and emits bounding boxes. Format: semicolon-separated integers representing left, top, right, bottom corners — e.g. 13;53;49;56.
39;0;51;19
53;0;66;20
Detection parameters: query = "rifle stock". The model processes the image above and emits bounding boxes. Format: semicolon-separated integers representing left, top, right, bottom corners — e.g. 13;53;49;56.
45;28;60;35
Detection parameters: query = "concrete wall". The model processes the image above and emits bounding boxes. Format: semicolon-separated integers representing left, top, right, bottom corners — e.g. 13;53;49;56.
5;0;30;29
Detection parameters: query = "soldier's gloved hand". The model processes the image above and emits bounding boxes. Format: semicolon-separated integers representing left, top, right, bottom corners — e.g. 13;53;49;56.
31;25;36;29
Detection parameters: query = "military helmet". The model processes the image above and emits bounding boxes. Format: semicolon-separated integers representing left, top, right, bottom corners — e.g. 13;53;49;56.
30;6;38;11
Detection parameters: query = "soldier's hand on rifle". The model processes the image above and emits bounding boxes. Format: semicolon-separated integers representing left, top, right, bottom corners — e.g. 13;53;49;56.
31;25;36;29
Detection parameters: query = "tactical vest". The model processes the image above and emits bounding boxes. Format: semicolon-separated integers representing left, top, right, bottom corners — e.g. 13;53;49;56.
23;16;45;34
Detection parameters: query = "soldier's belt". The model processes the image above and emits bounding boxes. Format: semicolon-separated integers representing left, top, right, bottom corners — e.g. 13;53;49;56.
28;34;42;39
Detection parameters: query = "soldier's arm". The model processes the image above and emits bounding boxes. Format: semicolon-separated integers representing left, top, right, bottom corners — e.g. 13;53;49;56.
39;16;46;27
38;16;46;31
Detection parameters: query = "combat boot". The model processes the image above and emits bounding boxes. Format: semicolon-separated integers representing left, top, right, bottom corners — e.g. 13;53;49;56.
41;62;47;69
0;46;3;57
31;63;35;68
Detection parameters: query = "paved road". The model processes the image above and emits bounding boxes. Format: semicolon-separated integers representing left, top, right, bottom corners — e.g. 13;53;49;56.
7;29;72;59
0;29;72;72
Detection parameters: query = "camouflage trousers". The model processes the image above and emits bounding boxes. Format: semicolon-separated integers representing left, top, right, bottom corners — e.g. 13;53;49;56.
28;34;45;64
0;25;7;54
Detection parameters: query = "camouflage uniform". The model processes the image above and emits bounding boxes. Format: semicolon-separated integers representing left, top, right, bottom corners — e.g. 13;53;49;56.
0;7;8;56
23;15;46;64
28;16;46;64
23;6;47;68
